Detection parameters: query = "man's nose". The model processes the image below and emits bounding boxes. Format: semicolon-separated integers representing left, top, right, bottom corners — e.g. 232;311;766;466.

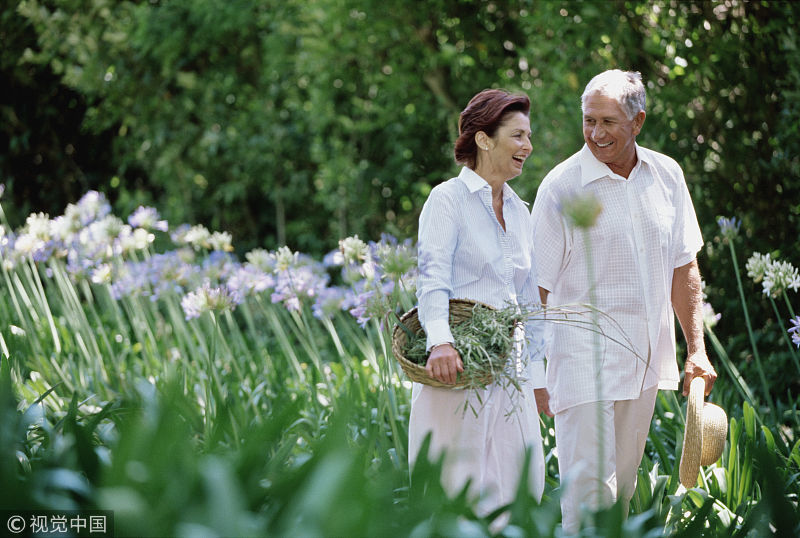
592;124;606;140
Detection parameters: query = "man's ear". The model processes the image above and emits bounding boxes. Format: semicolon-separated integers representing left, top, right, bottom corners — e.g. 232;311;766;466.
633;111;646;135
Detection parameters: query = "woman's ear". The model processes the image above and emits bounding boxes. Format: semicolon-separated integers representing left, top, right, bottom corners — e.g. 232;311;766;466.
475;131;491;151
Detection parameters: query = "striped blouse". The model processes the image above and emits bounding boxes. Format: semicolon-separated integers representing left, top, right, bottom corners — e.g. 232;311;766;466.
416;166;546;387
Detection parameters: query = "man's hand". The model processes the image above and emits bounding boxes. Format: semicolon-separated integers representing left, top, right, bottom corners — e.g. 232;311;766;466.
534;387;553;417
426;343;463;385
682;351;717;396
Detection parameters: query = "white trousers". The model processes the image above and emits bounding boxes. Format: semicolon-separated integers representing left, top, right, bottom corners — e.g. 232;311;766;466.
408;381;545;516
554;386;658;534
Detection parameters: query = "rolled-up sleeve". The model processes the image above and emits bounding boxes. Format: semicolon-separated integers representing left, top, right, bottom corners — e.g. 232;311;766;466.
416;187;458;350
673;170;704;268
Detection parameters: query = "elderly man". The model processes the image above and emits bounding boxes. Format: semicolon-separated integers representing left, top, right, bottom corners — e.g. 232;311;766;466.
530;69;717;533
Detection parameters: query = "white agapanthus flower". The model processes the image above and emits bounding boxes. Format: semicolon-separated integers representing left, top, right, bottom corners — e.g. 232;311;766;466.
245;248;274;272
91;263;113;284
746;252;772;283
117;226;155;254
762;259;800;298
13;233;44;256
25;212;52;240
271;246;299;272
183;224;211;249
208;231;233;252
339;235;370;265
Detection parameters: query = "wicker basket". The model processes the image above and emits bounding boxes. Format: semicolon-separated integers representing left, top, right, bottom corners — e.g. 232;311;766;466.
391;298;506;389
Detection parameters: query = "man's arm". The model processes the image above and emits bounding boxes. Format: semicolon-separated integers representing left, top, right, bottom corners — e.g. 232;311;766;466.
534;286;553;417
672;259;717;396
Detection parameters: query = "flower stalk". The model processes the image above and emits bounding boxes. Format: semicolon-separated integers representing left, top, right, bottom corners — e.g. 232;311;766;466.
720;219;775;417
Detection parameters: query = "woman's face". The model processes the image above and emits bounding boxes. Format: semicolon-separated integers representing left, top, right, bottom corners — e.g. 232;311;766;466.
477;111;532;182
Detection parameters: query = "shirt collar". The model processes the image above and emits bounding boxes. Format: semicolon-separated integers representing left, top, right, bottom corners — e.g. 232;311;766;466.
579;143;652;187
457;166;528;205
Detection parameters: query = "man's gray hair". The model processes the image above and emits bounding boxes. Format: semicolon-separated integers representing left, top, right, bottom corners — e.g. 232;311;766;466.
581;70;646;120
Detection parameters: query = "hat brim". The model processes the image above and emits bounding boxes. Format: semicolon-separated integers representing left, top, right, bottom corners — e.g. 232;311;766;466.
700;403;728;465
679;377;728;487
679;377;705;487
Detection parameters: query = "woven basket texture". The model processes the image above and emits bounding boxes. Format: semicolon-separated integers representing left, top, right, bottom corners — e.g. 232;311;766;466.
391;298;503;389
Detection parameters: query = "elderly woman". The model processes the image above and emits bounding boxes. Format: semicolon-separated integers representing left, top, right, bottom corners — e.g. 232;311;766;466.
408;89;548;518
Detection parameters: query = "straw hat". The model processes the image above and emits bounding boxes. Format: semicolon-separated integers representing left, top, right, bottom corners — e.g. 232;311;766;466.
679;376;728;487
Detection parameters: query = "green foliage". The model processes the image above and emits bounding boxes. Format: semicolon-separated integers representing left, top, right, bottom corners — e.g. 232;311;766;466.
7;1;796;255
0;188;797;535
5;2;800;405
0;0;116;228
2;2;800;533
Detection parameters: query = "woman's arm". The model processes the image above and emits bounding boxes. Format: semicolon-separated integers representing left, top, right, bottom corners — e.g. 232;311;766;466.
416;186;462;384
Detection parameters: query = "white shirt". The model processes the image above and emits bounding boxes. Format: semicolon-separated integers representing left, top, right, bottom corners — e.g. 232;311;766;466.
416;166;546;387
530;144;703;413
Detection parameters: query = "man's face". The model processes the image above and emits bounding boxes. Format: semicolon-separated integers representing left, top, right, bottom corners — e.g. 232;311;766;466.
582;93;644;175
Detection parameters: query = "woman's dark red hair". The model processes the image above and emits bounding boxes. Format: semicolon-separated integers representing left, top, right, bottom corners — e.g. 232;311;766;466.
454;89;530;169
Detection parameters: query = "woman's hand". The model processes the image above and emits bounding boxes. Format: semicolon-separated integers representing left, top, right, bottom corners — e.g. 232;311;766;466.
534;388;553;417
425;343;463;385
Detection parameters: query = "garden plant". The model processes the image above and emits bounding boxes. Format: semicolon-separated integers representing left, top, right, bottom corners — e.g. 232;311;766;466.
0;190;798;536
2;1;800;535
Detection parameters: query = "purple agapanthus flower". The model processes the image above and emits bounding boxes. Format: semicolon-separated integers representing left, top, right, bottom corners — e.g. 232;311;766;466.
322;248;343;268
717;216;741;241
312;286;347;320
226;264;275;298
108;250;202;301
0;232;21;269
347;290;374;327
148;251;202;299
346;279;395;327
789;316;800;348
271;264;330;312
201;250;240;284
109;263;151;300
73;191;112;226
